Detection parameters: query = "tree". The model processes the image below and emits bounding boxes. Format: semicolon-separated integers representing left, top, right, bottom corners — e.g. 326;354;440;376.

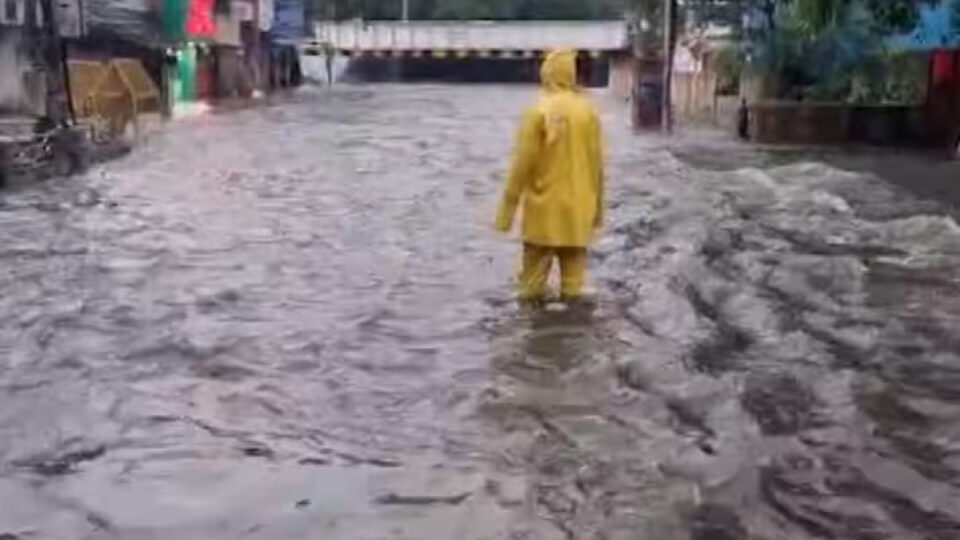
778;0;943;35
624;0;947;104
668;0;945;45
731;0;946;101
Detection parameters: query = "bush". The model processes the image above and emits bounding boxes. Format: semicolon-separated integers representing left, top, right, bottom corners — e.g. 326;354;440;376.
745;4;924;104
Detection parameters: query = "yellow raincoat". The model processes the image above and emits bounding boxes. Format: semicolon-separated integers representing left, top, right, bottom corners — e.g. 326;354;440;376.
495;49;605;247
495;49;605;300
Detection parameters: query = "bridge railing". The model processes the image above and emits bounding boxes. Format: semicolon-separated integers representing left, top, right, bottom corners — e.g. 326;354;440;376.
310;20;629;53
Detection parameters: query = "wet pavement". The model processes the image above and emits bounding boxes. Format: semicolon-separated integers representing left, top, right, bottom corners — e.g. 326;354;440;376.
1;85;960;539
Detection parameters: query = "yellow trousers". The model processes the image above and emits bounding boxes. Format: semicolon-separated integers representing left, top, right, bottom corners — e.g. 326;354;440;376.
519;243;588;301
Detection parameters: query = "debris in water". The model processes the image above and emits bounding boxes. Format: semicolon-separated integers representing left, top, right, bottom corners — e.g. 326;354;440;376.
15;445;106;477
374;492;472;506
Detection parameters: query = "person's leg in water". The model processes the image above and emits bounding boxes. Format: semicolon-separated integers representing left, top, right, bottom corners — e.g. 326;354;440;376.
558;246;588;303
519;243;554;306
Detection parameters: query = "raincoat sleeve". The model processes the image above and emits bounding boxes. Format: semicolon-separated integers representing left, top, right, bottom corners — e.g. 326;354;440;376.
496;108;542;232
589;112;605;230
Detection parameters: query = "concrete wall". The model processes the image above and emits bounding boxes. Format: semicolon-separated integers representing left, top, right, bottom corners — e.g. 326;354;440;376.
0;29;28;113
673;70;717;123
300;54;349;83
311;20;628;53
749;102;929;146
0;27;48;116
215;46;254;97
608;53;734;129
715;95;739;131
608;54;634;100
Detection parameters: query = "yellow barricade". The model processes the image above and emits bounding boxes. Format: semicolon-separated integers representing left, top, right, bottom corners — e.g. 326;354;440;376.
68;58;161;141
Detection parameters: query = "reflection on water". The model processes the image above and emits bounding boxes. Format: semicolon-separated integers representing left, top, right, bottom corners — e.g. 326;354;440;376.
0;86;959;539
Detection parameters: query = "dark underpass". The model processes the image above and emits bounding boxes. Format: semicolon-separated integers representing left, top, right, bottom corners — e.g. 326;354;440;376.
338;54;610;85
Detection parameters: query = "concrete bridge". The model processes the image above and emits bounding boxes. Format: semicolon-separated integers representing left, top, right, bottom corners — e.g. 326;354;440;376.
303;20;630;58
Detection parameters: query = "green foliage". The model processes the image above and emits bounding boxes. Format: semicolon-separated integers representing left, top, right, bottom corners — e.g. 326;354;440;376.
686;0;745;30
682;0;941;37
743;0;936;103
626;0;664;53
714;43;744;94
747;5;870;99
849;51;928;104
862;0;936;32
789;0;851;34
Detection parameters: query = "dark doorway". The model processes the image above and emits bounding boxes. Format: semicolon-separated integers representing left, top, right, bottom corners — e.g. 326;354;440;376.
344;55;608;87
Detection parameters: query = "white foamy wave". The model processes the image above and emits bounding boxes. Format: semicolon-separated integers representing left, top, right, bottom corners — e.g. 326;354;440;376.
875;215;960;255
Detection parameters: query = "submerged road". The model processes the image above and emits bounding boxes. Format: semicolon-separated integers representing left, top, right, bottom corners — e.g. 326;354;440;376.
1;86;960;539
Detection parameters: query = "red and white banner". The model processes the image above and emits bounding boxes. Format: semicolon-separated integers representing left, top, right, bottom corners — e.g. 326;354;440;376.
186;0;216;38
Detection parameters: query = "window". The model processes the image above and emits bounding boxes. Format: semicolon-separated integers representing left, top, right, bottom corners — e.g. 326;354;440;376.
2;0;22;25
0;1;49;28
2;0;28;26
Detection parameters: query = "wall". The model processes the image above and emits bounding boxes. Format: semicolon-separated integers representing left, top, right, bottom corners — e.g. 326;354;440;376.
312;20;628;53
609;48;737;130
608;54;634;100
0;0;45;27
749;102;928;146
215;47;253;97
258;0;274;32
672;70;717;123
215;8;242;47
927;50;960;148
0;29;26;112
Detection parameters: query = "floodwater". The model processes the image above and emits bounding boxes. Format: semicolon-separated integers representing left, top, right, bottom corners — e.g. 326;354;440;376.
1;86;960;540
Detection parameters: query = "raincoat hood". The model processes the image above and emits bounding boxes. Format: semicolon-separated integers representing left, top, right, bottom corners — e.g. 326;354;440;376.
540;49;577;92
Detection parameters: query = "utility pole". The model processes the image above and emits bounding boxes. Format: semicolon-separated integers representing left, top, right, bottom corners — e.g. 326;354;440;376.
27;0;70;126
661;0;675;133
628;12;640;131
402;0;409;21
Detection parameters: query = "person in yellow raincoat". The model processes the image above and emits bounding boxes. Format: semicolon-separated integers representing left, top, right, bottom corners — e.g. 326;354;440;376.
496;49;605;303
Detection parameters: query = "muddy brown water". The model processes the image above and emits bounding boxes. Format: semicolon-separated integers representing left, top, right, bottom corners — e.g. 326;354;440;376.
1;86;959;540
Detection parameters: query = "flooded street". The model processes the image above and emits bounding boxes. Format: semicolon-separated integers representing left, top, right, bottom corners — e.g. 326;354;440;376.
2;85;960;539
